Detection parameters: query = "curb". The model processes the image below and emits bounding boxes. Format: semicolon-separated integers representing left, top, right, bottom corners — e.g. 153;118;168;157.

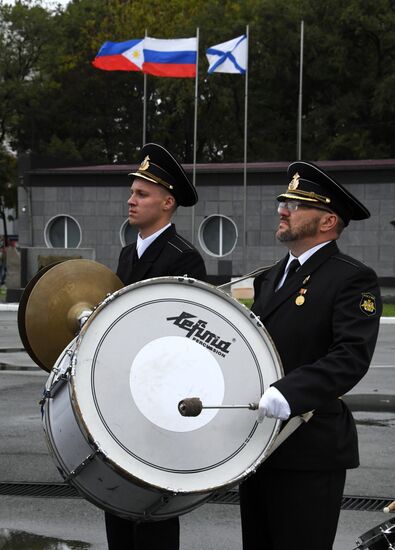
0;305;393;371
0;303;18;311
1;303;394;323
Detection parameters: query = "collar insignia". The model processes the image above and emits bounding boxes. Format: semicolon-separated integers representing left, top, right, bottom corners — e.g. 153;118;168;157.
288;172;300;191
139;155;150;171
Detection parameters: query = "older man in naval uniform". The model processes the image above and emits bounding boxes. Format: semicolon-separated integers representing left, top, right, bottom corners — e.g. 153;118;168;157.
239;161;382;550
105;143;206;549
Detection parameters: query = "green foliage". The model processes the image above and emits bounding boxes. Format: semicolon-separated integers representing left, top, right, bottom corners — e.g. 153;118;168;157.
0;147;17;209
299;0;395;159
0;1;59;152
0;0;394;164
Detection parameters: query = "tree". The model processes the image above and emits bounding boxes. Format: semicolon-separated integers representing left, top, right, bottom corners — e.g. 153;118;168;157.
0;147;17;209
299;0;395;159
0;1;60;153
1;0;395;164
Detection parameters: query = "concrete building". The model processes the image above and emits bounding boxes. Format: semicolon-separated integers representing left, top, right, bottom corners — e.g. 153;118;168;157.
17;158;395;288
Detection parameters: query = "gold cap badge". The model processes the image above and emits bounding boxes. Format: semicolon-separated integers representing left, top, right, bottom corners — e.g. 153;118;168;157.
139;155;150;171
289;172;300;191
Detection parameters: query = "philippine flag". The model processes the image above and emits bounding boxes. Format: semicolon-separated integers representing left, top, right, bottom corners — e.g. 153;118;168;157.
92;39;144;71
143;37;197;78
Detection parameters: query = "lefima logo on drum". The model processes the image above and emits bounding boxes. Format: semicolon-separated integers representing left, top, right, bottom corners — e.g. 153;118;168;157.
166;311;232;357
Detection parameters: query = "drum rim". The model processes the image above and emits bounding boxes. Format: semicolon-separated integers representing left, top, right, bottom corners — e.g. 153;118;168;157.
69;276;284;494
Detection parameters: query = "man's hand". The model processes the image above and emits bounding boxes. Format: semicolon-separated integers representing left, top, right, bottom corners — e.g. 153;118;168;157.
257;386;291;422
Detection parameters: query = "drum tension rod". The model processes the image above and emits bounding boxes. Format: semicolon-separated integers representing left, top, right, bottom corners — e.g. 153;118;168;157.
178;397;258;417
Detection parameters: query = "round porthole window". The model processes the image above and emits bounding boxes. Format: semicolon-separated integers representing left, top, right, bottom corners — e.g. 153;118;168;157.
198;215;238;257
120;219;138;246
44;215;81;248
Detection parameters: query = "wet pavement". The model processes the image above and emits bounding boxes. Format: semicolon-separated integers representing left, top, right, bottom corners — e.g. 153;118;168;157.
0;305;394;549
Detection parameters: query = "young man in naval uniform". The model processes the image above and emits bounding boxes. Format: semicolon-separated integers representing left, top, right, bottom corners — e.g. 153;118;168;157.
105;143;206;549
239;161;382;550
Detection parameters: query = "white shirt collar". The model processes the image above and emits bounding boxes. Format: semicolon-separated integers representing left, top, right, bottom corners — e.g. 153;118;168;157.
287;240;332;268
136;223;171;258
276;240;332;290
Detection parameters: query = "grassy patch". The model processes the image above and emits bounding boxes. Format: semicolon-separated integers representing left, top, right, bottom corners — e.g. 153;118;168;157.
238;298;253;309
383;303;395;317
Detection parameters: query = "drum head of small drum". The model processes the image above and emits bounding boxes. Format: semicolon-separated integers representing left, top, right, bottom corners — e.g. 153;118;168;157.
72;277;283;494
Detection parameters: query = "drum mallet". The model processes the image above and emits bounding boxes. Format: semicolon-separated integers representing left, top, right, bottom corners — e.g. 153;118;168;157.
178;397;258;417
383;500;395;513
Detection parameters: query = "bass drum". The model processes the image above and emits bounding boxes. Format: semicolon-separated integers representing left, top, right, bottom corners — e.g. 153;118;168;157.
43;276;283;521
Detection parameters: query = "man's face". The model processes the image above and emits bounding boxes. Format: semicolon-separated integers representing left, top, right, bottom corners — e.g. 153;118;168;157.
276;201;325;244
127;178;172;232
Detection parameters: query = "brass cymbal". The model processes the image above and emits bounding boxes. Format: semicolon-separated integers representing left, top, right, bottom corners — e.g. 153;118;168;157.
20;259;123;372
18;262;60;370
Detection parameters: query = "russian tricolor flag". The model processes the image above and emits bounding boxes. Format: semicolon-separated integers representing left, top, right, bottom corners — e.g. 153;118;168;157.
143;37;197;78
92;37;197;78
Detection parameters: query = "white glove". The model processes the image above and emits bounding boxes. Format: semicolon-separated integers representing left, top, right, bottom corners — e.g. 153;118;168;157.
257;386;291;422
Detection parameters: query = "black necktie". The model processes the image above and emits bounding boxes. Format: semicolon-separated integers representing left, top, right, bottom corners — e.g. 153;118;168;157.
284;259;300;283
132;247;139;266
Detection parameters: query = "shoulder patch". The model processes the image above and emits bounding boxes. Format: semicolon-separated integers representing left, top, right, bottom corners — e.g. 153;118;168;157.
360;293;377;316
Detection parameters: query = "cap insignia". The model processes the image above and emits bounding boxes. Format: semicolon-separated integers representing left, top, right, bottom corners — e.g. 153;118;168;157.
360;293;377;316
139;155;150;171
289;172;300;190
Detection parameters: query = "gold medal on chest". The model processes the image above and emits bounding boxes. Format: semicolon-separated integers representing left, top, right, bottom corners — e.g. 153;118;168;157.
295;287;307;306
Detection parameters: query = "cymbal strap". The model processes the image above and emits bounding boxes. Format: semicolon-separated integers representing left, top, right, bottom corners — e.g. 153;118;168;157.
217;261;280;291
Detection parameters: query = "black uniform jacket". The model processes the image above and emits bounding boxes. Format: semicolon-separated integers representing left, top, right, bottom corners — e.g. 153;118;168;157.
116;224;207;285
252;241;381;470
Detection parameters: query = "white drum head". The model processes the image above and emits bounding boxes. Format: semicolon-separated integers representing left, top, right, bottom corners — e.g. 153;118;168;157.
71;277;283;494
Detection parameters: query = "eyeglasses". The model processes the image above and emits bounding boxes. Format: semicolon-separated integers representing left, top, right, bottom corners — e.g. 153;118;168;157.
277;201;333;214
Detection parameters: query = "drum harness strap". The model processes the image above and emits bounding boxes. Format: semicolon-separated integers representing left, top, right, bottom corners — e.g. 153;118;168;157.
217;262;280;291
262;411;314;461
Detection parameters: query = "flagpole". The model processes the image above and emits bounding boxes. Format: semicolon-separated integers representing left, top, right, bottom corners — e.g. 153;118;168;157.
297;20;304;160
191;27;199;244
242;25;249;264
142;29;148;145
